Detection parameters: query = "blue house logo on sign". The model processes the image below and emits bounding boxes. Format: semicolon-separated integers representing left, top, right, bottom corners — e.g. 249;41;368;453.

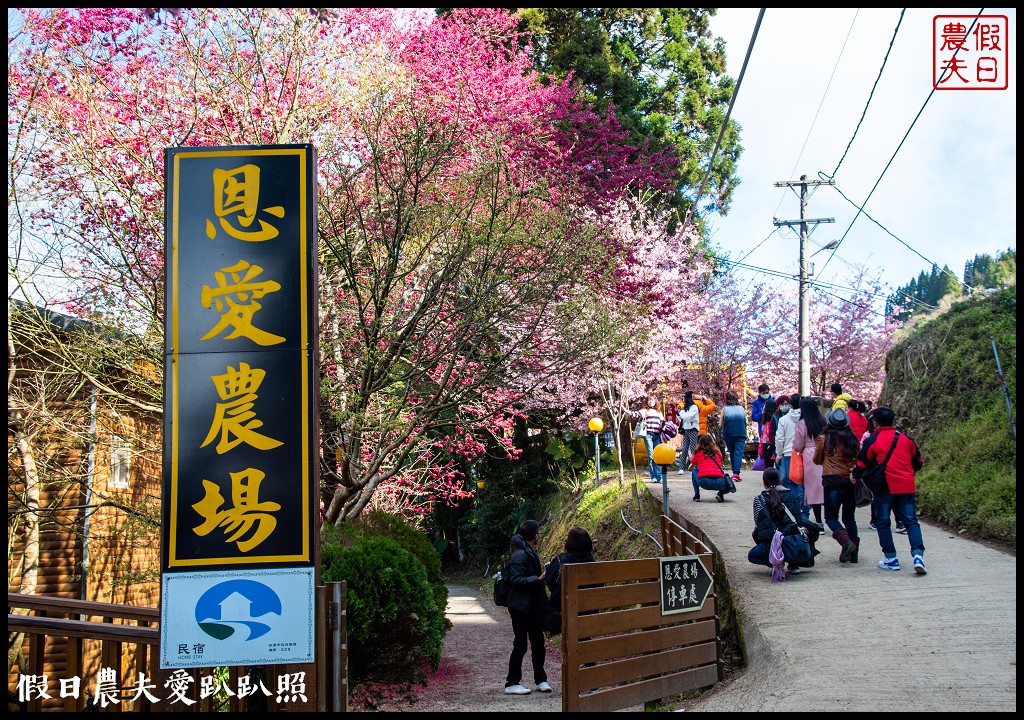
659;556;713;614
195;579;283;641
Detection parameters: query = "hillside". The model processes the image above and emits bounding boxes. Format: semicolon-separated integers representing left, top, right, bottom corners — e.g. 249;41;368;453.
878;286;1016;546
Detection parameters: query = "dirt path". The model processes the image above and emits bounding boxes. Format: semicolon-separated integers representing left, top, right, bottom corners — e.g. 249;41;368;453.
371;584;565;712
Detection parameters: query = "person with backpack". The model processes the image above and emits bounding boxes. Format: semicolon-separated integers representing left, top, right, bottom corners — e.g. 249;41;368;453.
852;407;927;574
502;520;551;695
543;527;596;637
748;467;821;576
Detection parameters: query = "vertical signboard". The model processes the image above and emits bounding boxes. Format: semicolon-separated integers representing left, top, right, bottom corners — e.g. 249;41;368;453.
161;145;319;668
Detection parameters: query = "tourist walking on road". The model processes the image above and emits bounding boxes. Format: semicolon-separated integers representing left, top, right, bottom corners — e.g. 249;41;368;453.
853;407;927;574
847;399;869;440
814;409;862;563
830;382;853;411
748;468;820;576
775;393;803;508
792;397;826;528
751;383;775;438
503;520;551;695
721;390;748;483
675;391;700;475
690;434;735;503
760;398;779;469
630;397;666;484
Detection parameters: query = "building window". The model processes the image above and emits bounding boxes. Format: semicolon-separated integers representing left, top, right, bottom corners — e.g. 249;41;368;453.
110;435;131;489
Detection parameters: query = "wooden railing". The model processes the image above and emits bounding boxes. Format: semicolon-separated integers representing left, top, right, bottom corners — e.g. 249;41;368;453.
9;583;347;712
560;516;720;712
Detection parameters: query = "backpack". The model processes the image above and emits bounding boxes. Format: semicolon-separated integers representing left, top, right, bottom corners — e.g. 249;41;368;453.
492;555;513;607
661;420;678;441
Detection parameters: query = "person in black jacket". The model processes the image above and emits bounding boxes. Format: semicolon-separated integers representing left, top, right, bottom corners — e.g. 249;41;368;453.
503;519;551;695
748;468;821;575
544;527;597;636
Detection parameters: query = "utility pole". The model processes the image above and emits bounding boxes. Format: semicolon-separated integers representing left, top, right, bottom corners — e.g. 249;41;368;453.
773;175;834;397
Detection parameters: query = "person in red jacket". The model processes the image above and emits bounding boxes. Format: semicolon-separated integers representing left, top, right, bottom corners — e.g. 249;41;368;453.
689;434;736;503
847;399;869;441
852;407;927;574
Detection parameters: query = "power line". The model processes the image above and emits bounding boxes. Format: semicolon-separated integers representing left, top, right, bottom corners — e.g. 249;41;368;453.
830;183;973;292
680;8;765;237
816;8;986;278
821;9;906;180
772;8;860;219
732;227;779;267
726;259;939;312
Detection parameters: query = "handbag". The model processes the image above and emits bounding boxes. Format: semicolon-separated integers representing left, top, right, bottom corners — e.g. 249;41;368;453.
853;477;873;508
632;414;647;439
752;455;766;472
779;503;813;564
781;532;813;564
789;450;804;484
862;431;900;494
711;455;736;493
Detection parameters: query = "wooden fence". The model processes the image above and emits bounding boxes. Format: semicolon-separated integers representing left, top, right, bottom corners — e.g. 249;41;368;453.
8;582;347;712
560;515;720;712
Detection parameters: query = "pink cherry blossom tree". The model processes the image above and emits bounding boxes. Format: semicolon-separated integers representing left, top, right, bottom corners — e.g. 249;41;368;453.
9;8;677;522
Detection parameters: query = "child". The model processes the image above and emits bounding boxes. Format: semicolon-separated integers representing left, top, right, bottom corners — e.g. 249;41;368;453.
689;434;735;503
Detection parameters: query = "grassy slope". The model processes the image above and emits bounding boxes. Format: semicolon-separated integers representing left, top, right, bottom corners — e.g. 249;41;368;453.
878;286;1016;547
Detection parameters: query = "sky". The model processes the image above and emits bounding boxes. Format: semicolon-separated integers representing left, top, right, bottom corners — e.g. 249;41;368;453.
705;8;1016;310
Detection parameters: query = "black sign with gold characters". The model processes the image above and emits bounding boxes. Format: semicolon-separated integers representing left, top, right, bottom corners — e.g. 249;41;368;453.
162;145;319;570
659;556;713;614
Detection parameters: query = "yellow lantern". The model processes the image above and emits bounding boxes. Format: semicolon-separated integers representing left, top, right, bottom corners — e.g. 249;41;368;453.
588;417;604;433
652;442;676;467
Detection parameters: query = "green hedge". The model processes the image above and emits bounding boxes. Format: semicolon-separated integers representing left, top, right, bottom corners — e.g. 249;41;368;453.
321;523;448;682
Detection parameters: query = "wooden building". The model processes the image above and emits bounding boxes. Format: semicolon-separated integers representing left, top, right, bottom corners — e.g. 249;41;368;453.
8;302;162;701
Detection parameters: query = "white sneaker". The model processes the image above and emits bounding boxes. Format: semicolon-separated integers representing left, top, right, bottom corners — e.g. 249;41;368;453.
536;681;552;693
504;684;531;695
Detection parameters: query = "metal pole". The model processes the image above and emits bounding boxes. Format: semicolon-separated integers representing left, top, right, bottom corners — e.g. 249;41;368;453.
992;337;1016;438
799;175;810;397
661;464;670;516
594;432;601;483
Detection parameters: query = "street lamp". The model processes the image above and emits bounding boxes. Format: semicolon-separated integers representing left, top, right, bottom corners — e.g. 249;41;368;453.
810;239;839;257
588;417;604;483
652;442;676;516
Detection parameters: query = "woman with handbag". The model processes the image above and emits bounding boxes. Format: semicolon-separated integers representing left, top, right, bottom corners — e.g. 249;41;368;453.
748;468;821;575
689;433;735;502
630;396;666;483
813;409;862;563
674;391;700;475
791;397;826;529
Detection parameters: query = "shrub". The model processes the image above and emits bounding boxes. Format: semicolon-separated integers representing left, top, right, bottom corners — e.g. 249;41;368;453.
321;533;446;682
358;511;450;628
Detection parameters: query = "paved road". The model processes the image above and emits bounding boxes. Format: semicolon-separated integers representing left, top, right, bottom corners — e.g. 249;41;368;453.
655;467;1017;712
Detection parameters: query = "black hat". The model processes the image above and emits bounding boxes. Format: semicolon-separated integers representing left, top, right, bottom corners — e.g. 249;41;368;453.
826;408;850;429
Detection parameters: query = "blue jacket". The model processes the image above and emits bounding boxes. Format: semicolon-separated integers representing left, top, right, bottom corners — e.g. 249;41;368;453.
722;404;748;440
752;395;774;428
